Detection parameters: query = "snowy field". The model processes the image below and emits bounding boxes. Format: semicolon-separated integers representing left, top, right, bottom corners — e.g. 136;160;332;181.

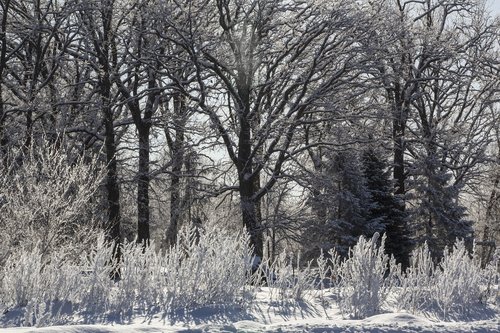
1;288;499;333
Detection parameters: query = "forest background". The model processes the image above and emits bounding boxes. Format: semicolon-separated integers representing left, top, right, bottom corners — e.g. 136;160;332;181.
0;0;499;270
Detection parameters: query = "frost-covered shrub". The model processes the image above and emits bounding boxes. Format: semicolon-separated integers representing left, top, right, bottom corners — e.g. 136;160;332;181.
93;224;253;315
484;249;499;305
310;249;343;291
315;250;330;291
1;245;82;326
396;242;435;313
0;142;104;265
314;249;337;290
41;256;81;305
112;240;159;314
397;240;499;320
326;248;343;287
432;241;484;318
96;224;253;315
433;241;498;319
337;233;397;319
158;225;253;311
0;225;254;325
78;235;116;314
1;247;44;308
258;251;316;303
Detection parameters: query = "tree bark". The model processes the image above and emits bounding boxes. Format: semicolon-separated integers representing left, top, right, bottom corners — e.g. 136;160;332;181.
103;89;121;260
393;120;406;210
137;123;151;245
90;0;121;268
240;183;264;258
236;74;264;257
166;93;185;246
0;0;10;164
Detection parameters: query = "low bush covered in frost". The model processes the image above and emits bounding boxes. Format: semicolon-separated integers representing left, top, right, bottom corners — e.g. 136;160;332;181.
336;233;398;319
114;225;253;313
0;227;498;327
396;240;499;320
254;251;316;304
0;143;105;267
0;224;253;326
328;234;498;320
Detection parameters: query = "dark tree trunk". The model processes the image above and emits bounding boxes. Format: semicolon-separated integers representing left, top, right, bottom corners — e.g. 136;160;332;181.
167;169;181;246
137;123;151;245
112;29;159;246
166;93;185;246
240;185;264;259
310;151;327;222
393;122;405;210
238;130;264;257
387;88;413;266
389;82;409;213
99;50;121;268
103;92;121;259
0;0;10;164
92;0;121;271
253;173;263;235
0;82;6;167
24;107;33;149
0;86;5;161
239;174;264;258
235;70;264;257
237;101;263;256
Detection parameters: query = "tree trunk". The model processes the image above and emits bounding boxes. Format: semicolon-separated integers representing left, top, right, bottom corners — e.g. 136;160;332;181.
239;145;263;258
100;60;121;277
312;155;327;222
166;149;183;246
88;0;121;278
0;82;6;167
167;170;181;246
0;0;9;165
137;123;151;245
236;71;264;257
238;140;264;257
103;98;121;260
393;121;405;210
239;180;264;258
240;191;264;259
166;93;185;246
24;104;33;149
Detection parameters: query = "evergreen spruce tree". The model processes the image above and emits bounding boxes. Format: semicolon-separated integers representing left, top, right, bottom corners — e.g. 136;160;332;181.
362;149;413;268
410;155;473;259
306;152;384;256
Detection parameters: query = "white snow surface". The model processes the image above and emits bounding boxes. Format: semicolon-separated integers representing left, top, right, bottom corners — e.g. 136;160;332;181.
2;289;498;333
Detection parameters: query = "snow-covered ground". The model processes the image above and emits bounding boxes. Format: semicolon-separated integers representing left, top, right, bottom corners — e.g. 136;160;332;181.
2;289;498;333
